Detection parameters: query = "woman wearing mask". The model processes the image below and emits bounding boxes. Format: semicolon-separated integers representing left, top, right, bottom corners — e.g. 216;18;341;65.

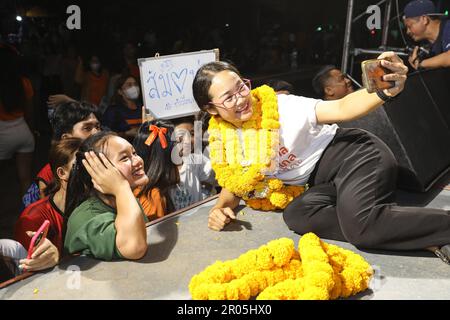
102;75;143;141
75;54;109;107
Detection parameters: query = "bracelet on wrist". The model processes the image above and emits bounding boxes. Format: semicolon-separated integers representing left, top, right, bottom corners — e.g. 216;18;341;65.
376;90;392;102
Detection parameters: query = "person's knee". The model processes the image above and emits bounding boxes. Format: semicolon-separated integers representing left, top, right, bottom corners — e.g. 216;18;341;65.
341;227;378;248
283;198;313;234
283;186;336;234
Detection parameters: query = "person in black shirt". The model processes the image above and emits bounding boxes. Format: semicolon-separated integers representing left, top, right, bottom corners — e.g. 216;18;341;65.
102;75;143;141
403;0;450;70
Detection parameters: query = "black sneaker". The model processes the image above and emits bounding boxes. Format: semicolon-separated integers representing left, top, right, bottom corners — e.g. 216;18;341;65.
434;245;450;265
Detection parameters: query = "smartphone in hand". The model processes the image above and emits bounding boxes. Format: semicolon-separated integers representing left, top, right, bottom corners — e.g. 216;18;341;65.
361;59;395;93
27;220;50;259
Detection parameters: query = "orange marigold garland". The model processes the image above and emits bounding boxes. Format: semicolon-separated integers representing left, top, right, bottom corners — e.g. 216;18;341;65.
189;233;373;300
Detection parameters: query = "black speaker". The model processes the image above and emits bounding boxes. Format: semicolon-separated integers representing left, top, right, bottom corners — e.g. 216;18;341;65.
340;68;450;192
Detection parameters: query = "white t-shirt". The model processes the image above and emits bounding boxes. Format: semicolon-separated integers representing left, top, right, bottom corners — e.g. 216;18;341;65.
267;94;338;185
169;153;216;211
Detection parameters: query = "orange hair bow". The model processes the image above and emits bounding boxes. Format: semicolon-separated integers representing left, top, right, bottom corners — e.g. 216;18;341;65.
145;125;168;149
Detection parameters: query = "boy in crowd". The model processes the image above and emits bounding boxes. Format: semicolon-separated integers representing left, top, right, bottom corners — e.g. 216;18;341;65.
22;101;101;207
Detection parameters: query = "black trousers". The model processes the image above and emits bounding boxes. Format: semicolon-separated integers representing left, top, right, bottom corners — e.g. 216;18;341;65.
283;128;450;250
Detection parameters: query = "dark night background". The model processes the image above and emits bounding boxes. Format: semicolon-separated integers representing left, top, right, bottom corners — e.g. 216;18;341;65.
4;0;449;76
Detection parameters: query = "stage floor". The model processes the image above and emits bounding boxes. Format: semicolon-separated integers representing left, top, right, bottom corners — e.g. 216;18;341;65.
1;182;450;300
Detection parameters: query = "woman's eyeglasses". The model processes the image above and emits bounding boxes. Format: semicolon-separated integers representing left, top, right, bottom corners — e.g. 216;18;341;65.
209;79;251;110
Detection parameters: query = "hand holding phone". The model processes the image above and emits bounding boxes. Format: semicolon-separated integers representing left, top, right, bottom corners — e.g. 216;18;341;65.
361;59;395;93
27;220;50;259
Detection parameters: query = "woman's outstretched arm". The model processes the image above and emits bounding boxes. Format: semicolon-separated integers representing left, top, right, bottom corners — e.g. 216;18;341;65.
315;52;408;124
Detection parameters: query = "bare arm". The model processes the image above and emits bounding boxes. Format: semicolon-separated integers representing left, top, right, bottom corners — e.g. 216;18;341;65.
47;94;76;108
316;52;408;124
208;188;241;231
113;184;147;260
213;187;241;210
315;89;383;123
420;51;450;69
409;46;450;70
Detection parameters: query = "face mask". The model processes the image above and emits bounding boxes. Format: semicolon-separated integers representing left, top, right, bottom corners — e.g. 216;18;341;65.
90;63;101;72
124;86;140;100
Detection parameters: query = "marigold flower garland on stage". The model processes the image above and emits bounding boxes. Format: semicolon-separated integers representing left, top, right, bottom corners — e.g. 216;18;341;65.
208;85;305;210
189;233;373;300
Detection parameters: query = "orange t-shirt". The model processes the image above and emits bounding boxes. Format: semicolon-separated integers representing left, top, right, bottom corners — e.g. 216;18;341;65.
85;71;108;106
0;77;33;121
134;187;166;220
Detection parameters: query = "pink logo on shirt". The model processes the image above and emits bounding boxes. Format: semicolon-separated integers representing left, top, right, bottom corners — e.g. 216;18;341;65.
278;146;302;172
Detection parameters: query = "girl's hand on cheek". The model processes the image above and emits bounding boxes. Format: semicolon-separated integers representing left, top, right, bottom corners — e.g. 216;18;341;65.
82;151;129;196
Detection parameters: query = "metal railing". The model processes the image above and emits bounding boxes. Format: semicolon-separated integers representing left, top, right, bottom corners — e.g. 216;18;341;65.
341;0;407;76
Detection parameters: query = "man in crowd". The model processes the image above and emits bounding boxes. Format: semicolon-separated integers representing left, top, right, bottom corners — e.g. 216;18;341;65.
312;65;354;100
403;0;450;70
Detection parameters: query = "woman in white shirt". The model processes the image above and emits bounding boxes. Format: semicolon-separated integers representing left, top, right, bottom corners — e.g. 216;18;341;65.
192;53;450;264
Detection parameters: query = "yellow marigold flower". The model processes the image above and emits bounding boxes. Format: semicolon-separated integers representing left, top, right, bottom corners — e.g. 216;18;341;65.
254;182;266;193
188;274;203;294
226;281;241;300
286;185;305;198
330;272;343;300
232;251;255;278
267;179;284;191
297;286;329;300
291;250;301;261
257;280;291;300
235;278;252;300
255;246;275;270
246;199;262;210
261;119;280;129
251;271;268;292
304;271;334;292
192;284;210;300
261;270;278;287
272;268;287;283
260;198;276;211
242;273;261;297
258;279;306;300
266;238;295;267
282;259;303;279
269;191;290;209
208;283;228;300
189;233;372;300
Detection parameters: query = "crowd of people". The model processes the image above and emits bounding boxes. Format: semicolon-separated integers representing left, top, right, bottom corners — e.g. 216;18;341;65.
0;0;449;285
0;38;219;278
